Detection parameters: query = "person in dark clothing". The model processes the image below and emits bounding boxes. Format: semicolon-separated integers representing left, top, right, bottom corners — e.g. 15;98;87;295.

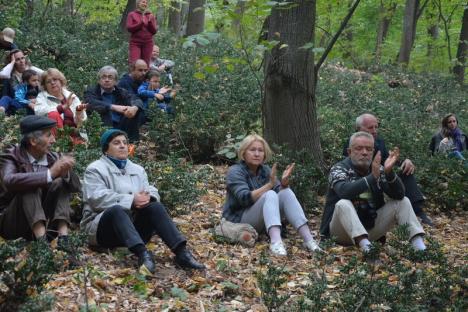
84;66;144;143
321;131;426;256
81;129;205;275
0;116;81;243
343;113;433;226
117;59;148;97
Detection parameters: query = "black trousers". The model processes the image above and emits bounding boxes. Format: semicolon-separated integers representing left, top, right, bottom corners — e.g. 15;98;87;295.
399;173;425;214
113;110;142;143
96;202;186;252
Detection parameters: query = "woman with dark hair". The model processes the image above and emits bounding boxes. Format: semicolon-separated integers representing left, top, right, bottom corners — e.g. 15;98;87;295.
430;113;467;161
81;129;205;275
0;49;43;87
126;0;157;65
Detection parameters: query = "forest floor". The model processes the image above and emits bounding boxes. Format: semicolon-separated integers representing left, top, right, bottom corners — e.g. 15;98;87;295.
45;166;467;312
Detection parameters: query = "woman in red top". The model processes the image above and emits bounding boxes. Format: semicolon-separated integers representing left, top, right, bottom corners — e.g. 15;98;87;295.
126;0;158;66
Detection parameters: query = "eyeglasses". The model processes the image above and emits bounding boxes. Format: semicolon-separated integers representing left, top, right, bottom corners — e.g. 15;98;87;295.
45;77;60;84
100;75;116;80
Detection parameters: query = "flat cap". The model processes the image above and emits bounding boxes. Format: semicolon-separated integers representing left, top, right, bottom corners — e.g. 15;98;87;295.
20;115;57;135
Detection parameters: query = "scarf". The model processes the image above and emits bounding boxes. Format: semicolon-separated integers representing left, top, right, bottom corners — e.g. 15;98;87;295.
106;155;127;169
450;128;463;152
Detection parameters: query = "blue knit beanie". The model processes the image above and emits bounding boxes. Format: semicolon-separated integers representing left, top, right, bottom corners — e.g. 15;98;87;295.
100;129;127;153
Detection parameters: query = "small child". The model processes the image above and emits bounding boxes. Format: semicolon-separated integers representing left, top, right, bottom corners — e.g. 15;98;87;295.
138;70;177;118
0;69;39;115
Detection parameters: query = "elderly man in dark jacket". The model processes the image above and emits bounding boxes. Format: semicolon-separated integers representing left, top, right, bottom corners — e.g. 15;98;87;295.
84;65;144;143
321;131;426;256
0;116;81;244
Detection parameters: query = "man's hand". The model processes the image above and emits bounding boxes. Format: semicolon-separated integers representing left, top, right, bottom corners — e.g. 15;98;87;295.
281;163;295;187
50;155;75;179
269;163;277;188
384;147;400;174
124;106;138;119
111;105;128;114
371;151;381;179
400;158;415;176
133;191;150;209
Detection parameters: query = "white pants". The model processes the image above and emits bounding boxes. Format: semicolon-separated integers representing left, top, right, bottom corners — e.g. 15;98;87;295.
330;197;424;246
240;188;308;233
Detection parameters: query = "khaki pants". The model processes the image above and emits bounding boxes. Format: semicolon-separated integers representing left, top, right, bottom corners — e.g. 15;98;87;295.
0;178;72;240
330;197;424;246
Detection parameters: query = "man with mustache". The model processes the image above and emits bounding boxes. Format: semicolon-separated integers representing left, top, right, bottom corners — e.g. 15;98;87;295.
320;131;426;256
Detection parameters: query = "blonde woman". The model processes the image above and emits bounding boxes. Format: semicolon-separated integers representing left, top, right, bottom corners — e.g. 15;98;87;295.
222;134;321;256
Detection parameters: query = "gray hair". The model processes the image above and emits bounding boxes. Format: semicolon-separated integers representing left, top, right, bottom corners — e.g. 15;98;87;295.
98;65;118;80
349;131;374;148
20;130;45;149
355;113;376;130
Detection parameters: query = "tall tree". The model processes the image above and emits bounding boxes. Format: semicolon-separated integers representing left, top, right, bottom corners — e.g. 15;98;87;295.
454;5;468;83
263;0;325;168
120;0;136;34
185;0;205;36
398;0;419;64
375;1;397;62
168;0;182;35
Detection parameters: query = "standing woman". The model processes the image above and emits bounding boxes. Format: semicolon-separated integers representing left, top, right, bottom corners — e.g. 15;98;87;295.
430;113;467;160
126;0;158;66
223;134;321;256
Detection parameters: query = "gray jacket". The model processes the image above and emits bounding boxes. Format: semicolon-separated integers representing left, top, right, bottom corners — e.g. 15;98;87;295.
80;155;160;245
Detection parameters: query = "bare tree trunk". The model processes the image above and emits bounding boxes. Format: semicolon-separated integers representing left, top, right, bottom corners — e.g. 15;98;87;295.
63;0;74;15
185;0;205;36
398;0;419;65
120;0;137;35
168;1;182;35
156;6;165;28
454;6;468;83
263;0;325;169
231;0;246;32
375;1;396;62
26;0;35;18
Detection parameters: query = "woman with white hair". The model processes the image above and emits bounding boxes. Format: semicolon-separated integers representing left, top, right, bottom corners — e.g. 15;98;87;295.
222;134;321;256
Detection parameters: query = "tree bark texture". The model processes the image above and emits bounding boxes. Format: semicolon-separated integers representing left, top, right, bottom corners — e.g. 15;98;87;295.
168;1;182;35
120;0;137;35
375;1;396;62
454;6;468;83
263;0;325;169
398;0;419;65
185;0;205;36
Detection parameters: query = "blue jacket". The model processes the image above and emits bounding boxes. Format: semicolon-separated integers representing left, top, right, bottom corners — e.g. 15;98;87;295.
137;81;171;110
14;83;39;107
222;161;280;223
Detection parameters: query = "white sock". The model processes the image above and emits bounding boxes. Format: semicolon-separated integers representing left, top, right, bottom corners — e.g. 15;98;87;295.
268;226;282;244
358;238;371;252
410;235;426;251
297;224;314;243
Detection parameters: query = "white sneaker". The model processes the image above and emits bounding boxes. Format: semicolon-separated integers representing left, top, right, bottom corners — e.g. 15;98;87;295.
269;241;287;256
303;239;323;253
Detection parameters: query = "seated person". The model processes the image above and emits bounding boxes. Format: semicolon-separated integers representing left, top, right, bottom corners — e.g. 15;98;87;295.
223;134;321;256
81;129;205;274
0;116;81;245
321;132;426;256
344;113;433;226
35;68;87;142
149;45;175;85
0;69;39;115
84;65;143;143
430;113;467;161
0;27;18;51
118;59;148;98
138;70;176;116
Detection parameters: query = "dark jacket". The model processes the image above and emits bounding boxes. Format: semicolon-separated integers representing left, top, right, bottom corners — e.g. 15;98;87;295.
126;10;157;42
429;131;468;155
320;157;405;238
117;74;142;98
0;145;81;212
222;161;280;223
84;84;143;126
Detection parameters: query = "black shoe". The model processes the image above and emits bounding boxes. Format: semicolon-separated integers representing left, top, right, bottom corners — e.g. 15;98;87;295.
175;249;205;270
417;212;434;227
138;250;156;275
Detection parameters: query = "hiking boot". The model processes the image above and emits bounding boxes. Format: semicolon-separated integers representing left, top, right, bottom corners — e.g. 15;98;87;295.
417;212;434;227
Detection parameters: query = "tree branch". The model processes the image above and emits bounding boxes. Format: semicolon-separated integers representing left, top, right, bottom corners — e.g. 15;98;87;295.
314;0;361;79
416;0;430;20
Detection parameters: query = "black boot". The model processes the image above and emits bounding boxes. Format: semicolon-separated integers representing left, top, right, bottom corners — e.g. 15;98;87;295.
138;250;156;274
175;248;205;270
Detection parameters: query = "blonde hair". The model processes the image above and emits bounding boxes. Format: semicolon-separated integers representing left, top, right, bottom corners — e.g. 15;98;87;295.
237;134;273;162
41;68;67;89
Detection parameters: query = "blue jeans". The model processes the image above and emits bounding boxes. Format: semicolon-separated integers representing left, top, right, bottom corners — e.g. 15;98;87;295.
0;96;34;115
448;151;468;168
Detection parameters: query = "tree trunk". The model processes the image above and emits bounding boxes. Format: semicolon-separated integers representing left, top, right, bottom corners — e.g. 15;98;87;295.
63;0;74;15
454;6;468;83
120;0;137;35
263;0;325;169
375;1;396;62
185;0;205;36
398;0;419;65
156;6;165;28
26;0;35;18
168;1;182;35
231;0;246;32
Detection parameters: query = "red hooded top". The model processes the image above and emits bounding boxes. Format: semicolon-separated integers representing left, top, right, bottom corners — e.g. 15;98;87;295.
126;10;158;42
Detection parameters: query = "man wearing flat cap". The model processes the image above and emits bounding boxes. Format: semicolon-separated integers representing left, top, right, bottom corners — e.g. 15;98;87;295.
0;115;81;245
